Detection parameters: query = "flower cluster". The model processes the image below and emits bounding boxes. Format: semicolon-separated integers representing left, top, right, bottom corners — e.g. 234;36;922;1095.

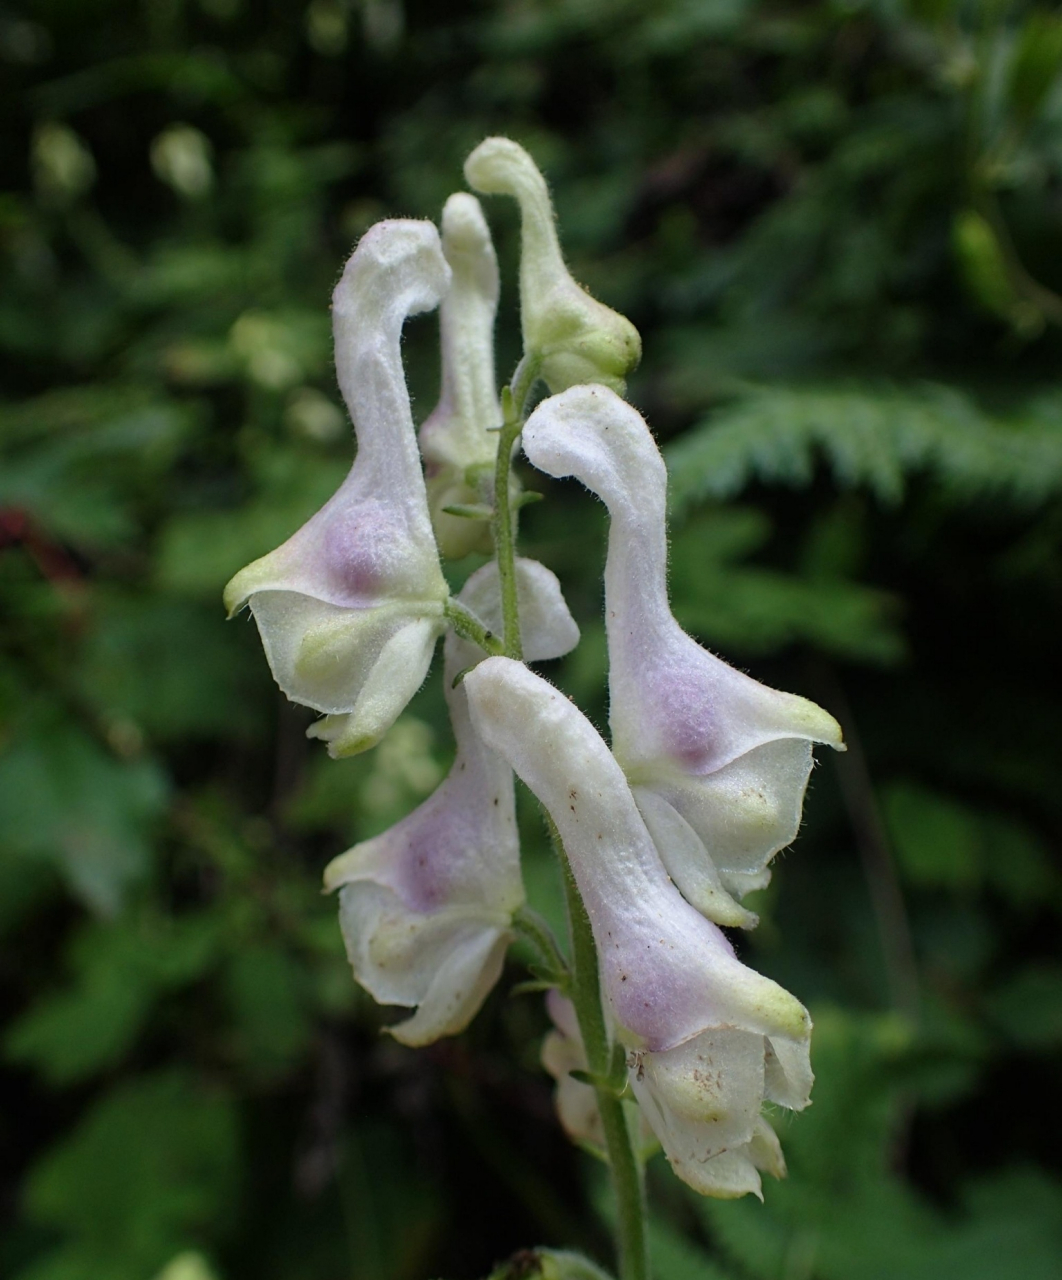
226;138;842;1204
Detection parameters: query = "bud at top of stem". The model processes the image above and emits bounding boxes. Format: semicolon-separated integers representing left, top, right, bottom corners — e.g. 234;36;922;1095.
464;137;641;397
419;193;503;558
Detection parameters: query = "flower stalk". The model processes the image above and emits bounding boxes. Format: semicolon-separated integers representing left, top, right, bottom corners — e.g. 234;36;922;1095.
496;372;650;1280
228;136;840;1280
553;819;649;1280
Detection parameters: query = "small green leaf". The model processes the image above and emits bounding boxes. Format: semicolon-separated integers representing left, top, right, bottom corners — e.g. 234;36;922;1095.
441;502;494;520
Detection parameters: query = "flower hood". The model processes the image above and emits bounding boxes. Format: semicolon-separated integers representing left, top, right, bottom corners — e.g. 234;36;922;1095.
522;384;844;925
224;220;452;756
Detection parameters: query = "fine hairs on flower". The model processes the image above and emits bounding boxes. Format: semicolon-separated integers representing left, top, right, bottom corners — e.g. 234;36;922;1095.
227;136;843;1224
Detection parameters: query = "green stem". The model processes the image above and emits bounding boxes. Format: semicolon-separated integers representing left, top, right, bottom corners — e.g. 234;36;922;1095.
550;818;650;1280
444;597;505;656
490;357;541;661
513;905;570;985
492;391;524;661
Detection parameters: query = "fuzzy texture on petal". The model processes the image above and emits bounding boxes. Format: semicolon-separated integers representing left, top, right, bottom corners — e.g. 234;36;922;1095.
464;657;811;1195
419;193;502;558
522;384;844;919
324;562;578;1045
464;138;641;396
224;221;451;755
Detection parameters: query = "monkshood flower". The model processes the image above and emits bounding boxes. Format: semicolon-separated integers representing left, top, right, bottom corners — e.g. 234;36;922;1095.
464;137;641;397
522;385;844;929
323;560;579;1046
224;221;451;758
419;192;502;559
465;657;812;1199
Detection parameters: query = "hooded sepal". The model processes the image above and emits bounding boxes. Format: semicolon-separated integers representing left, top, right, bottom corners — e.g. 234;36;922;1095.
224;220;452;755
464;657;812;1199
522;384;843;919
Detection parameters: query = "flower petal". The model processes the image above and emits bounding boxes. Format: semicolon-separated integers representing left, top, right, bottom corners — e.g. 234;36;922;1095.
463;658;812;1052
224;220;450;746
459;557;580;665
306;614;443;756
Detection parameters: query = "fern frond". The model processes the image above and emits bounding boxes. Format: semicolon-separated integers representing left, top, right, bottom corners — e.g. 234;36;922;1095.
665;384;1062;517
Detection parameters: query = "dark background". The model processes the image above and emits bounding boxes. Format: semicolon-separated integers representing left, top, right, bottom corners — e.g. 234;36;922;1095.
2;1;1062;1277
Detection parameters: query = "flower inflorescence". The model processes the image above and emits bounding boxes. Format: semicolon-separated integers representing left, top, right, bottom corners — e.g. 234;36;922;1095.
224;138;844;1226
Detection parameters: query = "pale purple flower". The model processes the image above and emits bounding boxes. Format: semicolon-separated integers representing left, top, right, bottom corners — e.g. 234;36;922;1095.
419;192;502;559
464;657;812;1198
522;384;844;928
224;221;452;757
323;561;579;1046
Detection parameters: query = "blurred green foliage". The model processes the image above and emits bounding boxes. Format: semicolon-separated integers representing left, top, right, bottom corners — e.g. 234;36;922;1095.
2;1;1062;1277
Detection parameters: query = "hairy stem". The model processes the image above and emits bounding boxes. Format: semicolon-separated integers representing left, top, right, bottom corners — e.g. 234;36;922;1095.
513;906;570;985
494;352;647;1278
492;389;524;660
550;818;650;1280
444;597;505;657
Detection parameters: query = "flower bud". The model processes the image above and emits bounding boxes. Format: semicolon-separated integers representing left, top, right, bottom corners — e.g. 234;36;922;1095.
464;137;641;396
523;385;843;926
464;657;813;1198
419;193;502;558
224;221;451;756
324;560;578;1045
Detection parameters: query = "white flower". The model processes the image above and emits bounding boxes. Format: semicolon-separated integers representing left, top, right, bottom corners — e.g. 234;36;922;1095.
522;384;844;928
464;657;813;1198
419;193;502;559
224;220;451;757
464;137;641;397
324;561;579;1046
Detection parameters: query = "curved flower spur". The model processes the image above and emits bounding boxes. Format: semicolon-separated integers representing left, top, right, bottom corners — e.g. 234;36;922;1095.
418;193;503;560
323;560;579;1046
523;385;844;929
465;657;813;1200
224;220;452;757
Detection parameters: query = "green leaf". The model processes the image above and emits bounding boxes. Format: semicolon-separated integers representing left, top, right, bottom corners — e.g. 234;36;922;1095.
222;944;313;1077
1007;11;1062;127
986;965;1062;1050
78;592;267;742
5;911;219;1084
0;389;194;547
19;1071;238;1280
0;719;168;915
665;384;1062;518
668;508;904;663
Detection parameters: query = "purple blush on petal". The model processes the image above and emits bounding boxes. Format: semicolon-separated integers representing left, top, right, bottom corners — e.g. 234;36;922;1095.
319;498;414;605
